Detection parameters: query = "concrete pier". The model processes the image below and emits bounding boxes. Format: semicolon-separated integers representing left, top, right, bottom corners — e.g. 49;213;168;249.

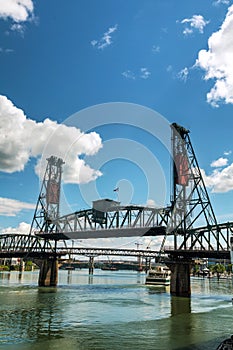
38;258;58;287
169;259;192;297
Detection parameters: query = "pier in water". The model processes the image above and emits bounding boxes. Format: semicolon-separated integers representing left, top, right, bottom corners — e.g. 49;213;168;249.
0;270;232;350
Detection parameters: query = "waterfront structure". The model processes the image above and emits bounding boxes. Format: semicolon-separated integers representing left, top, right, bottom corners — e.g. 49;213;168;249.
0;123;233;296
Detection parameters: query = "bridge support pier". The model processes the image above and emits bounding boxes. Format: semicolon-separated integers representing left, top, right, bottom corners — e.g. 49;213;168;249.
168;259;192;297
89;256;94;275
38;257;58;287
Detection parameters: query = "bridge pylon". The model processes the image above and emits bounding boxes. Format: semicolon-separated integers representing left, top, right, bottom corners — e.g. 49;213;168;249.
29;156;65;236
168;123;221;250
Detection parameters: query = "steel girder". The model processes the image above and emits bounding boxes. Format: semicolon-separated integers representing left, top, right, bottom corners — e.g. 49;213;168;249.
54;205;171;234
0;234;54;254
56;247;162;258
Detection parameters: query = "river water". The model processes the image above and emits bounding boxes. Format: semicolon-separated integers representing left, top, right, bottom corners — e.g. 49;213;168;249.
0;269;232;350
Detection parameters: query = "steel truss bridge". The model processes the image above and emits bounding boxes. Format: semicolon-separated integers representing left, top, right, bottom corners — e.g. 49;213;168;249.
51;205;169;239
0;233;163;260
1;123;233;264
0;221;232;261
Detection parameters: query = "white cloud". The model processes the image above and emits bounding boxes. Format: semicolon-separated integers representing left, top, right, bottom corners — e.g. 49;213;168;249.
224;150;232;155
2;221;31;234
177;67;189;82
0;47;14;53
195;5;233;107
140;67;151;79
0;197;35;217
91;24;118;50
0;95;103;184
122;70;136;80
0;0;34;23
211;157;228;167
183;27;193;36
201;163;233;192
181;15;209;35
122;67;151;80
152;45;160;53
10;23;24;33
213;0;230;5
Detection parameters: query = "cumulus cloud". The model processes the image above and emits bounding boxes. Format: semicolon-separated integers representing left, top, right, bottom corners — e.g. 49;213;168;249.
201;163;233;193
180;15;209;35
0;0;34;23
0;95;103;184
211;157;228;167
2;221;31;234
91;24;118;50
0;197;35;216
195;5;233;107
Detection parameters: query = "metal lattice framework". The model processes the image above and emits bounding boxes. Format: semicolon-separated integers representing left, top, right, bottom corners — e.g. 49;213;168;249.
52;205;171;239
56;247;162;258
0;234;164;259
164;221;233;258
0;234;56;258
169;123;218;233
154;123;233;259
30;156;65;235
7;122;231;261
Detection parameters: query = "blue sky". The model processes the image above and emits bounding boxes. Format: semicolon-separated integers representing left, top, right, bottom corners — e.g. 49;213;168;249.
1;0;233;244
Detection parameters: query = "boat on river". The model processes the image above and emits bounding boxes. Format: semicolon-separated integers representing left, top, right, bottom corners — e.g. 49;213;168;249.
101;264;118;271
145;265;171;286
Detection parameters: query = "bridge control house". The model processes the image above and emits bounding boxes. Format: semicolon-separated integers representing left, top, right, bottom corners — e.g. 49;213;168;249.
92;199;120;225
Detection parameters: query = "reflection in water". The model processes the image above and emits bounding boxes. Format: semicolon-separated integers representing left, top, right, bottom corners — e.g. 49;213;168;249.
18;271;23;281
171;296;191;316
169;297;193;350
0;271;232;350
0;290;52;345
67;270;72;284
88;275;93;284
0;271;10;281
146;285;170;295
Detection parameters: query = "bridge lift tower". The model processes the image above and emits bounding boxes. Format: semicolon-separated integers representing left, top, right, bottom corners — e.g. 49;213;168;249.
29;156;65;236
168;123;228;252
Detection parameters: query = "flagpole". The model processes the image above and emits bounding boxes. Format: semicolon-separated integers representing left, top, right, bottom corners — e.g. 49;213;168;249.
113;187;119;202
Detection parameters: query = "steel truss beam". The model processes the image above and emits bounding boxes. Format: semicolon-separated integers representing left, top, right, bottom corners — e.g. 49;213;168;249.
0;234;55;258
53;205;171;237
57;247;162;258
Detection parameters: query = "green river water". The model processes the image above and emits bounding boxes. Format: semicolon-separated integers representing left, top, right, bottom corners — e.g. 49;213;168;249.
0;270;232;350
